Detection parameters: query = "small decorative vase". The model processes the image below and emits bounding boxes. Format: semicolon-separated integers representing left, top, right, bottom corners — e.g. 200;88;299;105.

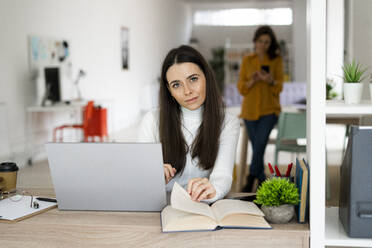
343;82;363;104
261;204;295;224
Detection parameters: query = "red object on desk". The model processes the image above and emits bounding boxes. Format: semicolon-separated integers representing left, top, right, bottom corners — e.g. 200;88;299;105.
274;164;282;177
285;163;293;177
268;163;275;176
53;101;108;142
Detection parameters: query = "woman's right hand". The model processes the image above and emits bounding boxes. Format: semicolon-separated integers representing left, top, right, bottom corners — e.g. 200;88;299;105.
163;164;177;184
252;71;260;82
247;72;260;88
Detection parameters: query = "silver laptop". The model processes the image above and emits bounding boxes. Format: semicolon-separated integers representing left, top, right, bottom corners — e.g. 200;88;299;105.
45;143;167;211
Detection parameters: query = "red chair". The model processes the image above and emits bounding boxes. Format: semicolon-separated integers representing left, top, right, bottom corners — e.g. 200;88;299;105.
53;101;108;142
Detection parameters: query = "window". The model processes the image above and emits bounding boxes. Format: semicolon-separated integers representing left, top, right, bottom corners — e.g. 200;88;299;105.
193;8;293;26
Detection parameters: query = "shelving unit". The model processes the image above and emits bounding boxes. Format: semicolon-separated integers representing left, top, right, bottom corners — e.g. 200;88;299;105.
224;43;253;85
324;101;372;247
325;207;372;247
308;1;326;247
224;42;292;86
308;1;372;246
326;100;372;116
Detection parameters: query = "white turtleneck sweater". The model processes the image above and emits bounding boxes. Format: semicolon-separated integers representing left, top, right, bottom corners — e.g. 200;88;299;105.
137;106;240;203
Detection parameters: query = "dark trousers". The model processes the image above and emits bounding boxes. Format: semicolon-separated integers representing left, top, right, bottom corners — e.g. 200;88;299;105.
244;114;278;181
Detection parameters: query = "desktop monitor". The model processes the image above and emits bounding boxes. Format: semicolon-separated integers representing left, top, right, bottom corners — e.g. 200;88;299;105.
44;67;61;103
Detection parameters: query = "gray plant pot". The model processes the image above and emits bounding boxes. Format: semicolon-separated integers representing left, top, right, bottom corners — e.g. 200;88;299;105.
261;204;295;224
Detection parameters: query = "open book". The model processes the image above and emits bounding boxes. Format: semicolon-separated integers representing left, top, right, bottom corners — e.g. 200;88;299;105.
161;183;271;232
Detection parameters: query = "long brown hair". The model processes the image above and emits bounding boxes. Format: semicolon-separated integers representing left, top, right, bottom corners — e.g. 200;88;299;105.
253;25;280;60
159;45;225;175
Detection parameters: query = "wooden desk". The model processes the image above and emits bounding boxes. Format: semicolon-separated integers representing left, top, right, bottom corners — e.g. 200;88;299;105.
1;188;309;248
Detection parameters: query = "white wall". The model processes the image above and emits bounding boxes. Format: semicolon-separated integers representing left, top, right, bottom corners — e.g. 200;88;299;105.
0;103;11;159
0;0;192;164
347;0;372;99
292;0;306;82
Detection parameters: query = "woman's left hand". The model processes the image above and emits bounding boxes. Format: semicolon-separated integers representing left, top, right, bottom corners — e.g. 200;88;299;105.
187;178;216;202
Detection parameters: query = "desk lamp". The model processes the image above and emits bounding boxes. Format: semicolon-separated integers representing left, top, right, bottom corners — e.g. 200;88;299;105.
74;69;86;101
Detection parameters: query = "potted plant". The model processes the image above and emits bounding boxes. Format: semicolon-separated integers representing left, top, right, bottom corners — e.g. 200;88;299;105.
326;78;338;100
254;177;299;224
342;60;367;104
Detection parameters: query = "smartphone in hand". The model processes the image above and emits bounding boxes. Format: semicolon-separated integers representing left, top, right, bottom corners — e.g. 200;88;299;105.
261;65;270;73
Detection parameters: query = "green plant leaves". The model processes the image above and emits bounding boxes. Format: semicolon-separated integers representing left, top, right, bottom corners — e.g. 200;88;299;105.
254;177;300;206
342;60;368;83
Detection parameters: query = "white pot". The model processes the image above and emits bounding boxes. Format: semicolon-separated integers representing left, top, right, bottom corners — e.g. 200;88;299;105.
344;83;363;104
370;84;372;102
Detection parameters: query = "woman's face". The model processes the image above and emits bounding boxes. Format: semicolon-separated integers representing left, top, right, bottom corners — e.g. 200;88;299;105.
166;62;206;111
255;34;271;54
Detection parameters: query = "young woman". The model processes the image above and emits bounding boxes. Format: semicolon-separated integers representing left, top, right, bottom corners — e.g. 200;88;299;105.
237;26;284;192
138;45;240;203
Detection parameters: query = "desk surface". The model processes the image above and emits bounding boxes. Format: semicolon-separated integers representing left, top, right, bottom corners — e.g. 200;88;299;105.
1;188;310;248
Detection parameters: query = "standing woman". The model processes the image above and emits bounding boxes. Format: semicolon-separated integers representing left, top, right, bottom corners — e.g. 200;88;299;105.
138;45;240;203
237;26;284;192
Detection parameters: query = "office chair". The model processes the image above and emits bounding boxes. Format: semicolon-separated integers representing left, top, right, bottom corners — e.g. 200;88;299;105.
53;101;108;142
274;112;306;166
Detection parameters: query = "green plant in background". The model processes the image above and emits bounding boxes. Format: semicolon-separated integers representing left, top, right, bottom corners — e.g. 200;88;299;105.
326;78;338;100
342;60;367;83
254;177;299;207
209;47;225;93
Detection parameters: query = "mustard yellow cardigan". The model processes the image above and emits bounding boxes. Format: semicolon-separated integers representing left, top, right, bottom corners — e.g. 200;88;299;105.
237;53;284;121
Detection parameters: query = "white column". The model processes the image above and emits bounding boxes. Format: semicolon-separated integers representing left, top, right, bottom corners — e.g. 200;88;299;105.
307;0;326;247
326;0;344;99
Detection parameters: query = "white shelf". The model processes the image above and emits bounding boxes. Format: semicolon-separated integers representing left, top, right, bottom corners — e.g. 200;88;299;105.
325;207;372;247
27;101;86;112
326;100;372;116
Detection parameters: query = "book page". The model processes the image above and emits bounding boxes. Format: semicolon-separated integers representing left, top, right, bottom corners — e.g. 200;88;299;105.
221;213;271;229
161;205;217;232
211;199;264;222
170;182;215;220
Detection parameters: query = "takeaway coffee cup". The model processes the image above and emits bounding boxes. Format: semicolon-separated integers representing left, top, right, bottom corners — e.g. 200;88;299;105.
0;162;19;192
